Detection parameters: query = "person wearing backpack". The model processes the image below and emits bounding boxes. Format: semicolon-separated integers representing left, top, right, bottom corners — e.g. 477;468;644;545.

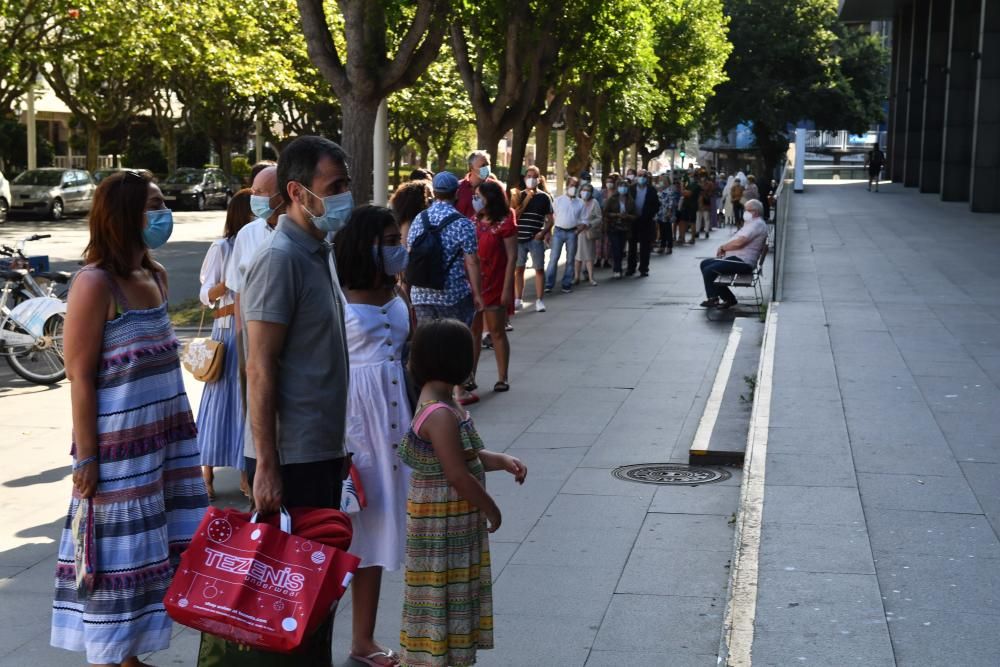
867;143;885;192
406;171;484;404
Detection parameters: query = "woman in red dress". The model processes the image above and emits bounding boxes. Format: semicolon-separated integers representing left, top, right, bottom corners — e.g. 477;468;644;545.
470;179;517;393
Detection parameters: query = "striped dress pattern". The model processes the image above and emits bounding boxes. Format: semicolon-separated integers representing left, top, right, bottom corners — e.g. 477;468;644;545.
51;268;208;665
398;402;493;667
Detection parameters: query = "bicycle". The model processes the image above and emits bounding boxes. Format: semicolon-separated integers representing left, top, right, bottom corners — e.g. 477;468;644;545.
1;266;66;384
0;234;72;302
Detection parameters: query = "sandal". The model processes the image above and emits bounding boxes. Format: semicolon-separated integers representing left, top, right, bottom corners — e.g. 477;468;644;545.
349;649;400;666
458;392;480;406
494;380;510;392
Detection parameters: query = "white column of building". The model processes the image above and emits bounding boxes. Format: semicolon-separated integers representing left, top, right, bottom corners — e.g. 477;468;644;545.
26;90;37;170
373;98;388;205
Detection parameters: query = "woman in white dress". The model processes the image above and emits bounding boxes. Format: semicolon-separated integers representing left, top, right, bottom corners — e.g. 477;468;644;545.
574;181;602;286
721;175;736;227
333;205;414;667
195;189;253;498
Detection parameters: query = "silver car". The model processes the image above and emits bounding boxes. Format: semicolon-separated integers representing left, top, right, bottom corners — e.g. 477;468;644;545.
9;168;96;220
0;169;10;224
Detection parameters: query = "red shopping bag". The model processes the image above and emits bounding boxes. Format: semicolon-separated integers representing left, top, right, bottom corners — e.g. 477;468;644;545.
165;506;360;653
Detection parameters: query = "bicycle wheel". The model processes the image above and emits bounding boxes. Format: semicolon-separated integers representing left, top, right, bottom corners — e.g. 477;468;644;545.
5;313;66;384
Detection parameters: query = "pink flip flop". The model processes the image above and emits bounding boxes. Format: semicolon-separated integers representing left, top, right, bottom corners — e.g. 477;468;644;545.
350;649;400;666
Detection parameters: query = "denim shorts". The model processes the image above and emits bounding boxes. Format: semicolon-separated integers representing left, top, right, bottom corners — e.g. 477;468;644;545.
517;239;545;269
413;293;475;328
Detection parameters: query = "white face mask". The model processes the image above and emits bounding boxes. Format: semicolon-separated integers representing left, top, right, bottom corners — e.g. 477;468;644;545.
743;210;754;222
566;186;577;197
525;177;538;189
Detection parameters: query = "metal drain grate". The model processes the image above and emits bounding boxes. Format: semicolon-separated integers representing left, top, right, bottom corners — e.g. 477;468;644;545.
612;463;731;486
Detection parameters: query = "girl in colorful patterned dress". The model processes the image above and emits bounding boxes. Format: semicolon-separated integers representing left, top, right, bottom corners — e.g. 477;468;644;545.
398;319;527;667
51;171;208;666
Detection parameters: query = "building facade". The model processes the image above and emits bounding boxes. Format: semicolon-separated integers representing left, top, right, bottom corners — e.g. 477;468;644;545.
840;0;1000;212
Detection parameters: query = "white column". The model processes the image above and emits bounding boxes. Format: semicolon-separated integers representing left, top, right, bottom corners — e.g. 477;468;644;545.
26;90;37;170
794;127;806;193
555;129;566;195
373;98;388;205
255;117;264;163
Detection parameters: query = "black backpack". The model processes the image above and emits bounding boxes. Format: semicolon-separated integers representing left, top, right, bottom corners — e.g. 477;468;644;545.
405;210;465;289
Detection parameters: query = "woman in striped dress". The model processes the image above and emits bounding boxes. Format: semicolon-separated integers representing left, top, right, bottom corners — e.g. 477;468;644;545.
196;189;253;499
398;320;526;667
51;171;208;666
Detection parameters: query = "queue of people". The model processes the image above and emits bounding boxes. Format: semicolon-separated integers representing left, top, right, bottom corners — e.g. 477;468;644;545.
55;139;527;667
54;137;767;666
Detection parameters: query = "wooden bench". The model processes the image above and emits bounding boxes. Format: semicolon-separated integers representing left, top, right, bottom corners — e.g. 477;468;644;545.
711;244;769;321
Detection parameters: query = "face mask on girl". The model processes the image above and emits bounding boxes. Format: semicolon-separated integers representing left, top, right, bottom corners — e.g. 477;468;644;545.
373;244;409;275
143;208;174;249
472;194;485;212
300;186;354;233
617;185;629;195
580;190;592;200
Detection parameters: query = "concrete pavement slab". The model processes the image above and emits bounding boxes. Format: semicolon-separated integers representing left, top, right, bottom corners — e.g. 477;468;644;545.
592;594;724;655
857;472;983;514
886;610;1000;667
647;482;741;515
866;509;1000;558
759;522;875;575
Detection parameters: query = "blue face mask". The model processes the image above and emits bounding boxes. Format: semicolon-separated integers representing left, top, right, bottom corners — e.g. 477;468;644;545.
301;186;354;233
373;244;409;275
638;176;648;186
478;165;490;180
617;186;629;195
143;208;173;249
472;194;485;212
250;194;278;220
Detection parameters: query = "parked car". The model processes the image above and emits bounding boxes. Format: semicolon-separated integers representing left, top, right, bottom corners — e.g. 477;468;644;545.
92;167;149;184
9;168;96;220
0;169;10;224
160;168;232;210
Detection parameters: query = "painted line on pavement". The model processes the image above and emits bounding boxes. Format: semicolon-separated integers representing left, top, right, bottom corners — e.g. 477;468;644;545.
720;303;778;666
690;323;742;457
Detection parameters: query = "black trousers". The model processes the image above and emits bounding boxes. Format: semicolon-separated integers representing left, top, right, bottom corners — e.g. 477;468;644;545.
245;456;346;665
656;220;674;250
627;220;655;274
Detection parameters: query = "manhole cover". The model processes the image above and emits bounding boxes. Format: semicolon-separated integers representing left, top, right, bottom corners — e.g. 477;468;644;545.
611;463;731;486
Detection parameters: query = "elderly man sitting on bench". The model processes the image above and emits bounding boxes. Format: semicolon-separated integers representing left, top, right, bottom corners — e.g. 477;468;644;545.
699;198;769;309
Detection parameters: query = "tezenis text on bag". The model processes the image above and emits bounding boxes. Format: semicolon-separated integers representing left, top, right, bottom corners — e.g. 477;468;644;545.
204;547;305;593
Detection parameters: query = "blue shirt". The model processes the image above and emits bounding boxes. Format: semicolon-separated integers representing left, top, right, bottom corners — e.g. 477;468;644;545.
407;200;477;306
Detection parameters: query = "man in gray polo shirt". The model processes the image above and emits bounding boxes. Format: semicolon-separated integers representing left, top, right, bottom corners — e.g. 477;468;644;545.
240;135;352;661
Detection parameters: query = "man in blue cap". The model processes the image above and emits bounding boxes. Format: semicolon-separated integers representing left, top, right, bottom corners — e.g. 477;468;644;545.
406;171;484;403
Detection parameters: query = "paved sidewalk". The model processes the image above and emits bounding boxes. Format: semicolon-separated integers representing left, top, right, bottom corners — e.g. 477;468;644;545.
0;235;752;666
750;180;1000;666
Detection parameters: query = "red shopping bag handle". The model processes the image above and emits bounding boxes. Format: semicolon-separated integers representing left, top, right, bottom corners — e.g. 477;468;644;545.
250;506;292;533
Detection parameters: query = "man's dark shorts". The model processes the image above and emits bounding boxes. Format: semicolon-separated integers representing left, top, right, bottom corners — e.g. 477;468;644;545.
413;293;475;328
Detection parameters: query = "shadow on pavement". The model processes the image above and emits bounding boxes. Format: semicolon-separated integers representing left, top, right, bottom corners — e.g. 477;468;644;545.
3;466;71;488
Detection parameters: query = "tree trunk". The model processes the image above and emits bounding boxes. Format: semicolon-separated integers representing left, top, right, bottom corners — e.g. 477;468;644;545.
567;133;594;176
432;126;458;172
219;138;233;175
508;118;532;189
475;119;502;162
393;144;403;189
416;139;429;169
341;97;380;204
85;121;100;172
599;149;612;178
535;122;550;175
